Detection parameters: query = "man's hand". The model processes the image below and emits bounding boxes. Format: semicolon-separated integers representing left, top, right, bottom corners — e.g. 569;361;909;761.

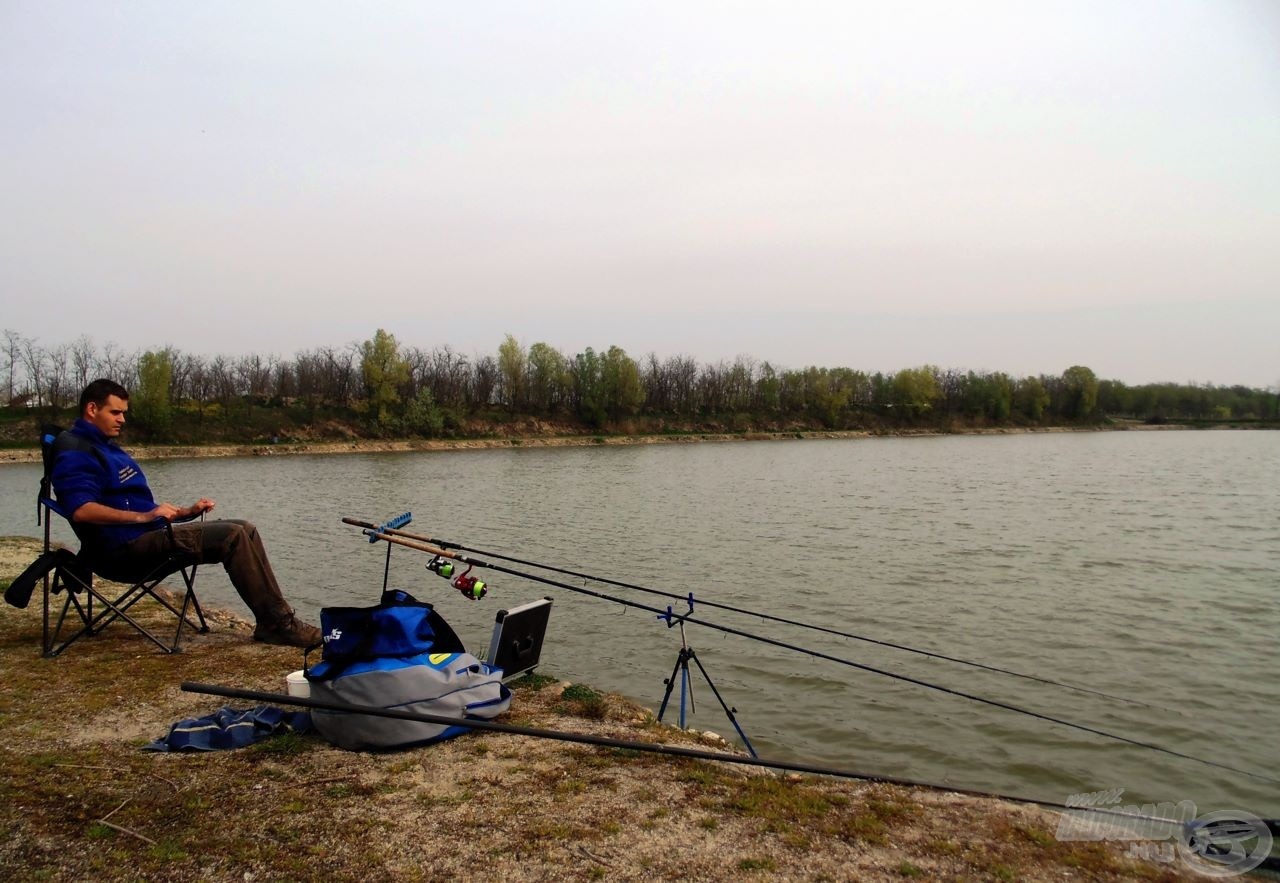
149;503;183;521
189;498;216;516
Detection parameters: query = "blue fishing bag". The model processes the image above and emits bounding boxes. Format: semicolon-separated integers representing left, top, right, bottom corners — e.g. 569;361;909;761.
306;589;511;750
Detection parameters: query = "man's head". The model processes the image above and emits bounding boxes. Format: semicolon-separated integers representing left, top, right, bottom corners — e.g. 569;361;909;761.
79;379;130;438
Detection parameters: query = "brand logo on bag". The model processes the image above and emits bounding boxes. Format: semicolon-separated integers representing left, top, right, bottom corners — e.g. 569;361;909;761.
324;628;342;643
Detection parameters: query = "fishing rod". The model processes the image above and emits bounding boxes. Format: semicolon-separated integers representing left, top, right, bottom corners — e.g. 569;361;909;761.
343;517;1279;786
344;518;1148;708
181;681;1280;875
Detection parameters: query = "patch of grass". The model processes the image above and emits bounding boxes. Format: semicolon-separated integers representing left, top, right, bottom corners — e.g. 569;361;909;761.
560;683;599;702
509;672;556;692
698;815;719;830
1016;823;1056;847
1060;842;1127;875
782;830;810;850
719;775;836;829
925;838;961;856
839;812;887;846
248;732;314;756
865;796;916;823
737;857;777;872
520;821;578;842
555;778;587;795
557;683;608;719
147;839;188;862
896;861;923;878
419;789;473;808
675;762;726;790
182;794;214;812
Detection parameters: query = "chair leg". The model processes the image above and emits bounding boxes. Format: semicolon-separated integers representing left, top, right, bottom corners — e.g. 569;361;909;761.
90;587;181;654
46;589;99;657
171;566;209;651
41;558;209;657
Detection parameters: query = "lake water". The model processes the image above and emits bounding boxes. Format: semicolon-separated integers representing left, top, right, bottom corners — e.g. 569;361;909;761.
2;430;1276;817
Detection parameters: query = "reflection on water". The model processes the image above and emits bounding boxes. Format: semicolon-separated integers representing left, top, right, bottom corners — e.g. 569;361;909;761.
2;430;1276;815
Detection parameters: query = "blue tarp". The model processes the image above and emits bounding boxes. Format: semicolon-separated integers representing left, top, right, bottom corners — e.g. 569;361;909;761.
144;705;312;752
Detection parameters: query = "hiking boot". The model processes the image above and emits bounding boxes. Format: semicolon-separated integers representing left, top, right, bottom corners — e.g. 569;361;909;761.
253;614;321;648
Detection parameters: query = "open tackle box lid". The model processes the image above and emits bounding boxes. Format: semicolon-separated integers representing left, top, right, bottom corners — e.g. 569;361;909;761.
487;597;553;681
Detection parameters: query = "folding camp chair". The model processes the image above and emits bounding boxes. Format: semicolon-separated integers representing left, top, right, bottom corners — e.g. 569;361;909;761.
28;426;209;657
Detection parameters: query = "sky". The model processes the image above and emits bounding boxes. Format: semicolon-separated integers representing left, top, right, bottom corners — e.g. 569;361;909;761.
2;1;1277;387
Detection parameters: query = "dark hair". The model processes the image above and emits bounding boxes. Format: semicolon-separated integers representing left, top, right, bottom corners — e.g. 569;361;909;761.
79;378;130;413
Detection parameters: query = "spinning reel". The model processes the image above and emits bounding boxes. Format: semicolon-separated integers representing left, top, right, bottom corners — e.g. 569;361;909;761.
427;555;487;601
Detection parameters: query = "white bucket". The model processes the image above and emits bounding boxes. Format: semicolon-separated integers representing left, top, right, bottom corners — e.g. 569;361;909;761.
286;669;310;699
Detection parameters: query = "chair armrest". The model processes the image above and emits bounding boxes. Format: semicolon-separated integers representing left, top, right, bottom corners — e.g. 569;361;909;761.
39;497;199;539
161;510;205;546
39;496;73;522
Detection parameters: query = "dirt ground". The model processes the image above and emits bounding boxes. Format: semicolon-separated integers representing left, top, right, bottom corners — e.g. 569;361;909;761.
0;536;1207;881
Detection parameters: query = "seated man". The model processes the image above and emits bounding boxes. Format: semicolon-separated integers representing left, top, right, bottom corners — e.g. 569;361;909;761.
50;378;321;648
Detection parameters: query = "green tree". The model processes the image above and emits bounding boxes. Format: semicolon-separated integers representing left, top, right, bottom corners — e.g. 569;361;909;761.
1061;365;1100;421
601;346;644;419
570;348;606;427
360;329;409;430
891;366;939;418
527;342;569;415
400;388;444;438
801;367;852;428
754;361;781;413
132;349;173;437
497;333;526;414
1015;376;1050;422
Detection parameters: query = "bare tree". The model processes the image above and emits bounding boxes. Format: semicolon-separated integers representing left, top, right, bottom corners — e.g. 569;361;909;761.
44;342;73;409
70;335;98;390
209;355;237;403
19;336;46;407
2;329;26;404
469;355;499;408
99;341;137;388
425;345;470;409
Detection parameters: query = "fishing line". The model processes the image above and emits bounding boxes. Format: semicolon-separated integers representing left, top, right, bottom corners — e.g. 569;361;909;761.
180;680;1280;875
345;519;1278;786
350;519;1153;708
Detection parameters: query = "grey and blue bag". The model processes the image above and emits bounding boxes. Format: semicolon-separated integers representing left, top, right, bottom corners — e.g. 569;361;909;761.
306;589;511;750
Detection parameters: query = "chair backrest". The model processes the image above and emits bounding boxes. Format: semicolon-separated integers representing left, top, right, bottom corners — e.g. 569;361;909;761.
37;424;105;546
38;423;68;506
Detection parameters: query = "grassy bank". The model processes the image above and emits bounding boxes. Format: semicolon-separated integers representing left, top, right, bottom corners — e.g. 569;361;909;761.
0;536;1193;881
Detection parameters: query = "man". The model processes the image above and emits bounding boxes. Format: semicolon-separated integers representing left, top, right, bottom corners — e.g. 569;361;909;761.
50;378;321;647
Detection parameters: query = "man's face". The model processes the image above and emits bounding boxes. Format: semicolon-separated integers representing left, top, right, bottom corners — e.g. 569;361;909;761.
85;395;128;438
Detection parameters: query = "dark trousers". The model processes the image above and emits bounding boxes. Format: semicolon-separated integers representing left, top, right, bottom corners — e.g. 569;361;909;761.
102;519;292;624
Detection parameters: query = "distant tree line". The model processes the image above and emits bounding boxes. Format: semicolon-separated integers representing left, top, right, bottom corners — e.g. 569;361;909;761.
3;328;1277;441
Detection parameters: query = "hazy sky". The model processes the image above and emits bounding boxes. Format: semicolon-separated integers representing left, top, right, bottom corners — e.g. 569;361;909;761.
2;1;1277;386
